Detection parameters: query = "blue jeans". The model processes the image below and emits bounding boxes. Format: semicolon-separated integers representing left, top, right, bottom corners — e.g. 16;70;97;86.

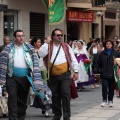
101;79;114;102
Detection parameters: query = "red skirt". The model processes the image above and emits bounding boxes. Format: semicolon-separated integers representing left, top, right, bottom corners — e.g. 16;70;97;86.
70;79;78;99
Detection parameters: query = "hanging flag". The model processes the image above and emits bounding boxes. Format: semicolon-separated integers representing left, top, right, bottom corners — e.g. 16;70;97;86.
44;0;65;24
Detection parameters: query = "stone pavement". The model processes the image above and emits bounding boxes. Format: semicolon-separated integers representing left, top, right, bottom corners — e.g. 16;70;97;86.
71;96;120;120
1;85;120;120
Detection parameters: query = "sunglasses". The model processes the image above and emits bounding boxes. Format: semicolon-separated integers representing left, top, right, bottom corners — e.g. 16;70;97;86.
55;34;63;37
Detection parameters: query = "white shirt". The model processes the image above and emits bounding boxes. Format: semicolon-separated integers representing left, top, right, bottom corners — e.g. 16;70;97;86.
93;47;98;54
51;44;67;65
39;43;79;72
14;45;28;68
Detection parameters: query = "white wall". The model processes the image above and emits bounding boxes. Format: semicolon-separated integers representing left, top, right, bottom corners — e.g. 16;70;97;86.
18;10;30;41
0;12;3;45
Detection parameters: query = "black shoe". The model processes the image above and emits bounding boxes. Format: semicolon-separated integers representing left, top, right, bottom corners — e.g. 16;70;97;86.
42;110;46;114
30;105;34;107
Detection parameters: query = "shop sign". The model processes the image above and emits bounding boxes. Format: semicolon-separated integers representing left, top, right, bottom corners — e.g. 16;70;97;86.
66;10;94;22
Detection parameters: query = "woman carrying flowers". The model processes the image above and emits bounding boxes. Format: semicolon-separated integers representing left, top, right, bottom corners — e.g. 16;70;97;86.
74;40;94;90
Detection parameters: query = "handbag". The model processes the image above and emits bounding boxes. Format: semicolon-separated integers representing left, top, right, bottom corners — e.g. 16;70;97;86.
70;79;78;99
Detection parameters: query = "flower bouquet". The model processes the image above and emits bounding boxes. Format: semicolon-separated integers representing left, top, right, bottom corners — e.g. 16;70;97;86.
83;59;92;73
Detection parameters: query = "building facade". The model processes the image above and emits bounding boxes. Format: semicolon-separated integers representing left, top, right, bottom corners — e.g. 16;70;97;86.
0;0;68;44
0;0;49;44
66;0;106;43
0;0;119;45
104;0;120;40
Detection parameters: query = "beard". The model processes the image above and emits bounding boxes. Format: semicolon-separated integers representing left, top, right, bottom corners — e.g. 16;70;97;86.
55;39;62;43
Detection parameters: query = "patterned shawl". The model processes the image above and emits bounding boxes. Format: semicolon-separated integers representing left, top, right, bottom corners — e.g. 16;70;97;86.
0;42;45;90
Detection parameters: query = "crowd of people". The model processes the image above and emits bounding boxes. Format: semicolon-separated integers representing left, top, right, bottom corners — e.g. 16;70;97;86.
0;29;120;120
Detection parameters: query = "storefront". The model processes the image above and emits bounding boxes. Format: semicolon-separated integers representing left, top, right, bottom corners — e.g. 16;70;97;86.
66;10;94;42
66;10;103;43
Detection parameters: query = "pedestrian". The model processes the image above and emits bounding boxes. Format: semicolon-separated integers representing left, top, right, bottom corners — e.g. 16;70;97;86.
113;41;120;51
39;28;79;120
113;36;118;42
31;37;51;117
28;37;32;44
29;37;42;107
113;40;120;96
88;39;99;88
94;40;120;107
0;36;10;52
72;40;77;51
98;41;104;52
74;40;94;91
44;37;47;43
86;38;93;50
0;29;45;120
68;40;73;47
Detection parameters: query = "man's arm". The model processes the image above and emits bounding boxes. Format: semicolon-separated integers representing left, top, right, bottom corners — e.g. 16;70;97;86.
68;45;79;73
68;45;79;80
38;37;51;58
38;43;49;58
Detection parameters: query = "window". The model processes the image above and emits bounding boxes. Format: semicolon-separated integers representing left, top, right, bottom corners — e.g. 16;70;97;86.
4;10;18;41
30;12;45;39
105;12;116;19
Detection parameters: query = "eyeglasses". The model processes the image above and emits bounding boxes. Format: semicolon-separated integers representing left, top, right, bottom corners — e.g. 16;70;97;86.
16;35;25;38
55;34;63;37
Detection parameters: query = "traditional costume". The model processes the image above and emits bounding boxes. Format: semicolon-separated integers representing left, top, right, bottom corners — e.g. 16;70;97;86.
0;42;45;119
74;40;94;88
39;41;79;120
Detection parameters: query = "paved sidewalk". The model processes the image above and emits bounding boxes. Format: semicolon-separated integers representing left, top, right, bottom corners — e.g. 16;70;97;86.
71;96;120;120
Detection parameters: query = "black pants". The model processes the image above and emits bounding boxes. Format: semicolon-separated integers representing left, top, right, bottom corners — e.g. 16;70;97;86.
48;71;71;120
6;75;30;120
101;79;114;102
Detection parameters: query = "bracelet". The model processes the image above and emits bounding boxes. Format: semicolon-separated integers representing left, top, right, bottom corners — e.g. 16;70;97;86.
75;72;78;74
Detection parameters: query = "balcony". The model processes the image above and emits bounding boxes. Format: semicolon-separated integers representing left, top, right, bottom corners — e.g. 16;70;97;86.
105;0;120;10
106;0;120;2
67;0;92;9
67;0;106;11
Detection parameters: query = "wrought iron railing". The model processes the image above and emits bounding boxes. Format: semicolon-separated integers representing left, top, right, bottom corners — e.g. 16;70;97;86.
106;0;120;2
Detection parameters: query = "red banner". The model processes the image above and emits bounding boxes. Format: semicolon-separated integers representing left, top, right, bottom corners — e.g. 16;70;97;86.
66;10;94;22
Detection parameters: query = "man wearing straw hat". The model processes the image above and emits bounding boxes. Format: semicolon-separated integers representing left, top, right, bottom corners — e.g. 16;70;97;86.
39;28;79;120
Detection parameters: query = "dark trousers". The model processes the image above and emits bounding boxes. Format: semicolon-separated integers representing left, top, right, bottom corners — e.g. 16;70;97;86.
48;71;71;120
101;79;114;102
6;75;30;120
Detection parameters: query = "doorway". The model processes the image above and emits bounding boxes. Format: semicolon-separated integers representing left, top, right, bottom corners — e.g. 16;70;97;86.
67;22;79;41
92;23;99;39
